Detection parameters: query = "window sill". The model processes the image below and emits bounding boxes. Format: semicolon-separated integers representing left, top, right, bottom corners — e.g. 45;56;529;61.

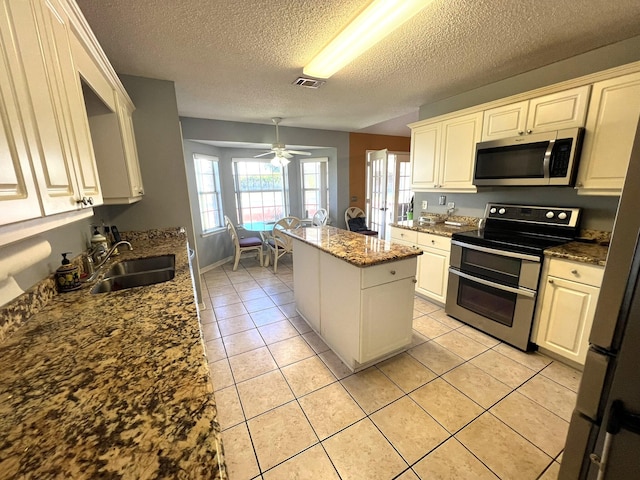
200;228;226;238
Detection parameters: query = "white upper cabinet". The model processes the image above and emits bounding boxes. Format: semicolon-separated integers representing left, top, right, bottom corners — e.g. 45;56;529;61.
411;111;482;192
410;122;440;190
0;4;42;226
482;86;591;141
576;72;640;195
72;33;144;204
3;0;102;216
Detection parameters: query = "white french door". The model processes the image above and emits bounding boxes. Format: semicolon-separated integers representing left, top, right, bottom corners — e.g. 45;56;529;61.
366;150;411;240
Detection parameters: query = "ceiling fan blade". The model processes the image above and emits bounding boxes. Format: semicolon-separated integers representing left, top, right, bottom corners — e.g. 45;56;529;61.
286;150;312;156
254;151;273;158
281;151;293;159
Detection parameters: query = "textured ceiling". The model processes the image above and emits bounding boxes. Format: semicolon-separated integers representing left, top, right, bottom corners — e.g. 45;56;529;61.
75;0;640;137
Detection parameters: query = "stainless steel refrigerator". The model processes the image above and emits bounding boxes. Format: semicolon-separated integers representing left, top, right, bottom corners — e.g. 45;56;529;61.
560;121;640;479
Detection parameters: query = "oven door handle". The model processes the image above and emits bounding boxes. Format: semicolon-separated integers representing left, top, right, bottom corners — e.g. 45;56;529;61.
448;268;537;298
450;240;541;262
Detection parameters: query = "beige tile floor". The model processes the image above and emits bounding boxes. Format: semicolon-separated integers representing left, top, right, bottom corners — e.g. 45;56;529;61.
200;256;580;480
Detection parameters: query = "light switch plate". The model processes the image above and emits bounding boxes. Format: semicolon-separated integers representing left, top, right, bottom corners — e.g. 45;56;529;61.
439;195;446;206
421;200;428;210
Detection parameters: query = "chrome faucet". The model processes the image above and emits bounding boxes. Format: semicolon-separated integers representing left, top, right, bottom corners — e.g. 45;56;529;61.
82;241;133;283
94;241;133;269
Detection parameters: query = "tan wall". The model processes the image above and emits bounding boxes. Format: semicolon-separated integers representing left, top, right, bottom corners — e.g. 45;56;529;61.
348;133;410;211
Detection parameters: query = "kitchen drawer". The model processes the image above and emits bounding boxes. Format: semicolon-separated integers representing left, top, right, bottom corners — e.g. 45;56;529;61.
390;227;418;245
417;232;451;251
547;258;604;287
361;258;416;289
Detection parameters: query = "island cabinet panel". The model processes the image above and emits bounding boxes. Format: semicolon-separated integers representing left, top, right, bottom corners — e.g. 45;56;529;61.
292;240;321;332
290;232;418;372
360;276;414;363
319;253;361;366
319;254;416;370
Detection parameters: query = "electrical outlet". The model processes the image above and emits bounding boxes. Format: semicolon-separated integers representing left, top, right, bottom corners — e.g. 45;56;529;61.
448;202;455;209
421;200;428;210
438;195;446;206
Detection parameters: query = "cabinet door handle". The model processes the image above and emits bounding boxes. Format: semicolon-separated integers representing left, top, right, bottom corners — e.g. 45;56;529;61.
527;129;533;134
390;270;396;275
517;130;524;135
412;278;417;283
571;269;578;275
548;279;554;284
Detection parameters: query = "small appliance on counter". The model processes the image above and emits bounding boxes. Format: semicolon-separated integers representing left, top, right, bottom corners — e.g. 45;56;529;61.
55;252;81;292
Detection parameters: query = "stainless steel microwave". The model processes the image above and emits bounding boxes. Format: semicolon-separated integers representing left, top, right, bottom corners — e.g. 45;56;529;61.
473;127;584;186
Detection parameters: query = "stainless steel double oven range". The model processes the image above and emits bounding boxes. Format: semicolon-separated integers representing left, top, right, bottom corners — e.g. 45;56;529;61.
445;203;581;351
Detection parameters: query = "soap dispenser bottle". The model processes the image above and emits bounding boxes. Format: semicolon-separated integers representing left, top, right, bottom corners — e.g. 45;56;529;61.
55;252;81;292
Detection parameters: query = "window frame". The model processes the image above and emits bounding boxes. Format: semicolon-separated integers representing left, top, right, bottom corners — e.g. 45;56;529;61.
193;153;224;234
300;157;329;219
232;158;289;225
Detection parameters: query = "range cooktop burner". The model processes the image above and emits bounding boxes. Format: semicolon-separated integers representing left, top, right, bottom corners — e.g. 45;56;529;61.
452;203;582;256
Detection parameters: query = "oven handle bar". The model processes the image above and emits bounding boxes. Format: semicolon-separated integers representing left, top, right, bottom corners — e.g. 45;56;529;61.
451;240;541;263
448;267;537;298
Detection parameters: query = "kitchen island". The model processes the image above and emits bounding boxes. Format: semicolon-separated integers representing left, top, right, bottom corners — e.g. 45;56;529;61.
0;229;225;479
283;226;422;372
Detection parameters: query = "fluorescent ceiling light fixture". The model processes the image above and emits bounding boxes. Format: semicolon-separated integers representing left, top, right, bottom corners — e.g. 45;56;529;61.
303;0;431;79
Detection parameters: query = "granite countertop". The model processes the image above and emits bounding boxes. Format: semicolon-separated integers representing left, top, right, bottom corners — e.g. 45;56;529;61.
544;241;609;266
390;217;479;237
283;226;422;267
0;230;226;479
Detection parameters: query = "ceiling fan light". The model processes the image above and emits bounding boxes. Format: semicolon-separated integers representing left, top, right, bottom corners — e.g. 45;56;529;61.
303;0;431;79
270;156;290;167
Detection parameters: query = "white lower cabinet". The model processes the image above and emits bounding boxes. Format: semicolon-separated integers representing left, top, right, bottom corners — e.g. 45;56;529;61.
416;232;451;305
389;227;452;305
535;258;604;365
292;235;416;370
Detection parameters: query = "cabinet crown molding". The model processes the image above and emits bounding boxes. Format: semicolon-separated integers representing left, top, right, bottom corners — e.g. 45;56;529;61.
410;60;640;127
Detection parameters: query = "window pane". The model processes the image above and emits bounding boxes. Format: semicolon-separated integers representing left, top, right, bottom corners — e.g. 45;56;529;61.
194;154;223;232
233;159;288;224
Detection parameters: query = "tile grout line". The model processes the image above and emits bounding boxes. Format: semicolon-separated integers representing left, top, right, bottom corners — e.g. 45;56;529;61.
207;260;572;480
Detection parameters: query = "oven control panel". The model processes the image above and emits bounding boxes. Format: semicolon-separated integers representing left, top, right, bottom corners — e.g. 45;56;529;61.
485;203;580;227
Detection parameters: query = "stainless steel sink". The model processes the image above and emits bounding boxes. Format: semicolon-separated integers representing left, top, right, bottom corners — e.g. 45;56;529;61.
91;269;176;294
103;254;175;278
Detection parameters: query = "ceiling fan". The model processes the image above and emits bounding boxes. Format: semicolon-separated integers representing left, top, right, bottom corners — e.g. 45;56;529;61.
254;117;311;166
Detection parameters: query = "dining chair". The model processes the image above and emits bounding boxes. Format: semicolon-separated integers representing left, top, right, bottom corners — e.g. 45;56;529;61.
224;216;264;271
344;207;378;236
311;208;329;226
264;216;300;273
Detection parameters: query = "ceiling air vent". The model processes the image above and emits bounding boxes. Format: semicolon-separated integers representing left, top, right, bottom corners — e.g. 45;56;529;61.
293;77;325;89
